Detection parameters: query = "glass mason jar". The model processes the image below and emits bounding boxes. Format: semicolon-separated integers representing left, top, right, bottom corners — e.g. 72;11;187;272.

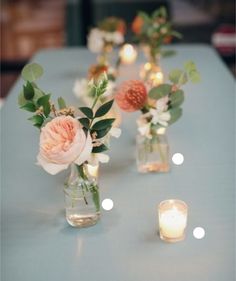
136;132;170;173
64;163;100;228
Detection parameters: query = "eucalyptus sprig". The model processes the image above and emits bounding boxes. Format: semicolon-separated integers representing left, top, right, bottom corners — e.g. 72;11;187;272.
148;61;200;125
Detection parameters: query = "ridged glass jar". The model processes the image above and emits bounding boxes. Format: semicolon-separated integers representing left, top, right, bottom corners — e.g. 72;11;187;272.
136;133;169;173
64;164;100;228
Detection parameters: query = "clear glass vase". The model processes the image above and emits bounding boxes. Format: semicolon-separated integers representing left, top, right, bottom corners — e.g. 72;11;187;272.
64;164;100;228
140;47;164;87
136;133;170;173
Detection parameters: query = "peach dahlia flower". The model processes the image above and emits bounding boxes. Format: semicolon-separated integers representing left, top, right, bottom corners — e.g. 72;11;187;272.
115;80;147;112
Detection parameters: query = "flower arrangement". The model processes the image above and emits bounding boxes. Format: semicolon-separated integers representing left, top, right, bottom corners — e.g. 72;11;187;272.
132;7;182;87
74;17;126;114
18;63;121;226
132;6;181;61
87;17;126;64
115;61;200;173
18;63;120;175
115;61;200;138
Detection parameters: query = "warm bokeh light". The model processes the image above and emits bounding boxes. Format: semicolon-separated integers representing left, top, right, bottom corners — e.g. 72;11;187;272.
156;127;166;135
150;70;164;86
119;44;137;64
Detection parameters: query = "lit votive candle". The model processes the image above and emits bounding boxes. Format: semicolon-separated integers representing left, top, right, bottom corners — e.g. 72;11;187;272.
158;200;188;242
119;44;137;64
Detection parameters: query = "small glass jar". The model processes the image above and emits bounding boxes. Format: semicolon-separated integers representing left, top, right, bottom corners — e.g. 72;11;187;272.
158;200;188;242
64;164;100;228
136;133;169;173
139;47;164;87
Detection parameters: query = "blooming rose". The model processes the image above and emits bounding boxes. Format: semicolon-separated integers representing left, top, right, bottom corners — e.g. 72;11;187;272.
37;116;92;175
115;80;147;112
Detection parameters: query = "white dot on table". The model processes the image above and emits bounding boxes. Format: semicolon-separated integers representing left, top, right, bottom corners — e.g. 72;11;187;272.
193;227;205;239
102;199;114;211
172;153;184;165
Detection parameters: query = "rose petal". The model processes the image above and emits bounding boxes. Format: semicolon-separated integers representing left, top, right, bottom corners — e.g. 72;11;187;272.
37;154;69;175
74;133;93;166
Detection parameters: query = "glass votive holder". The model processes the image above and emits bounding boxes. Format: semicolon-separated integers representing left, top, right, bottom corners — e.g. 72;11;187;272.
158;199;188;243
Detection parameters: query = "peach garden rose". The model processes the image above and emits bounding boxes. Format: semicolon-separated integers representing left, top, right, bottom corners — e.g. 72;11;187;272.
37;116;92;175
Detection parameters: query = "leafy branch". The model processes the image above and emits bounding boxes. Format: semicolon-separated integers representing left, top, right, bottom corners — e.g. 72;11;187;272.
147;61;200;125
134;6;182;59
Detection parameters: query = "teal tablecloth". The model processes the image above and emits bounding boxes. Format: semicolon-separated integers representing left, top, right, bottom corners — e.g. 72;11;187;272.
1;45;235;281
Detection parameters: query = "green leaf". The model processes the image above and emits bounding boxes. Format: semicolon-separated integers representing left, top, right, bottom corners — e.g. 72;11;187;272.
171;30;182;39
37;94;51;107
79;107;93;119
43;102;51;117
92;144;108;153
91;126;112;139
20;102;36;112
58;97;67;110
170;90;184;107
28;115;44;127
33;88;45;103
91;185;100;211
178;72;188;85
169;107;182;125
97;78;108;97
34;123;42;129
95;100;114;118
37;94;51;117
158;6;167;18
169;69;183;84
138;11;150;21
22;63;43;82
18;90;27;106
148;84;172;100
23;81;35;100
160;50;176;58
184;60;196;72
78;118;90;129
91;118;115;131
88;85;97;98
189;70;201;83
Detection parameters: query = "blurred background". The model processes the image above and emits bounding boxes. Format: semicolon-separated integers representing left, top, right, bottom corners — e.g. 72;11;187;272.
1;0;235;99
